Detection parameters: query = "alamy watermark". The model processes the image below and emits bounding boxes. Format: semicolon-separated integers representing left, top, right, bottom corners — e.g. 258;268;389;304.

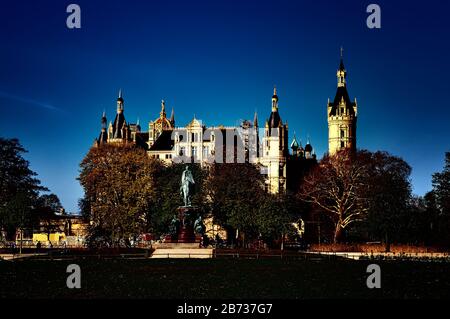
366;264;381;289
66;4;81;29
66;264;81;289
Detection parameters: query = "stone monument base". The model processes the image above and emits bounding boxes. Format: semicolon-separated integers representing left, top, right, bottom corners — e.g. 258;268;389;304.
177;206;197;243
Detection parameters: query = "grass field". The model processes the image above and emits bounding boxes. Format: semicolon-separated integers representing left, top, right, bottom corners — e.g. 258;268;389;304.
1;258;449;299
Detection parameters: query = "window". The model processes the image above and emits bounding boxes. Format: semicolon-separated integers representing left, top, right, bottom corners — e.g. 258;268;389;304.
203;146;209;157
180;147;185;156
341;141;345;148
192;146;197;157
340;107;344;115
340;129;345;138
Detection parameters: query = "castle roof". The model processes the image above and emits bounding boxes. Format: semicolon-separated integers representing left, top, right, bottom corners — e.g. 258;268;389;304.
268;111;282;128
149;130;174;151
328;86;356;116
112;112;126;138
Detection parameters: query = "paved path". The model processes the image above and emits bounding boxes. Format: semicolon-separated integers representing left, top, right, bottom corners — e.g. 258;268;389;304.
0;253;47;261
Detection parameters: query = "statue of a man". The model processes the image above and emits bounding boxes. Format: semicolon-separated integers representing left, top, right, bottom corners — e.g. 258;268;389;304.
180;165;195;206
169;215;179;235
194;215;205;235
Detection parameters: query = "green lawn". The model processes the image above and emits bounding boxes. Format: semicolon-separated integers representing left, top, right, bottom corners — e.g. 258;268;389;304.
1;258;449;299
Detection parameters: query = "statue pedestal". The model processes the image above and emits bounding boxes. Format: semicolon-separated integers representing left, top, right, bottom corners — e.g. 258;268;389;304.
177;206;198;243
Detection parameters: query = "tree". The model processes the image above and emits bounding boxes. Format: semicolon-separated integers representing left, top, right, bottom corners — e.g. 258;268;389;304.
0;138;47;240
431;152;450;246
203;163;292;246
432;152;450;215
363;151;412;250
299;150;371;243
38;194;63;213
34;193;65;242
256;194;295;247
203;163;263;244
78;144;160;246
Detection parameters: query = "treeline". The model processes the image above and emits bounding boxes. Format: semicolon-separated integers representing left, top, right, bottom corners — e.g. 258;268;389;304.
2;137;449;249
299;150;450;249
78;144;295;247
0;138;65;241
79;143;450;249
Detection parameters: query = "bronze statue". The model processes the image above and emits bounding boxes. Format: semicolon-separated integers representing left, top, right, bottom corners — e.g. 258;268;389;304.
180;165;195;206
194;215;205;235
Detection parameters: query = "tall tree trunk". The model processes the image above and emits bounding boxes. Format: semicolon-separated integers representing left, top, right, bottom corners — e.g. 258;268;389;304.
334;224;342;243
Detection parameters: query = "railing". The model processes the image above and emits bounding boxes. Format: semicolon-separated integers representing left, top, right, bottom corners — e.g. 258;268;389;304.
3;249;449;262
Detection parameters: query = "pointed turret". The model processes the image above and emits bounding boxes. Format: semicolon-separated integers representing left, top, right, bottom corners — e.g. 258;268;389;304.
290;132;299;152
268;87;282;129
113;90;126;139
169;107;175;126
337;47;347;88
253;111;258;128
136;118;141;132
98;111;108;144
271;86;278;111
117;89;124;113
305;135;313;158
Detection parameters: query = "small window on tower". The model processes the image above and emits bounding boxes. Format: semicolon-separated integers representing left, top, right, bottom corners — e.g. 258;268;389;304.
340;107;344;115
341;141;345;148
340;129;345;138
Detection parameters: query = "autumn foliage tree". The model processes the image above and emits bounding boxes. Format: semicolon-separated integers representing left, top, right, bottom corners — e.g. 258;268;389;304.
78;144;160;246
299;149;413;246
299;150;371;243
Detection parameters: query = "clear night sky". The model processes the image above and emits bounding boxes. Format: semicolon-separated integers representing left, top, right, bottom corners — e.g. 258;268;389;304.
0;0;449;212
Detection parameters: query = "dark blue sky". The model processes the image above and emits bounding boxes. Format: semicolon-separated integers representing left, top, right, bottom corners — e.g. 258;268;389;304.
0;0;449;212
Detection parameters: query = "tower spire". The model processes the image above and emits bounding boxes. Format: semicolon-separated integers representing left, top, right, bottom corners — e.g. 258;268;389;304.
253;111;258;127
271;86;279;111
101;111;107;130
116;89;124;113
170;107;175;126
337;47;347;87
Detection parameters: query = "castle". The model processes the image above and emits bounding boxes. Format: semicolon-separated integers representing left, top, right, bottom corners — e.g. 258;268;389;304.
94;53;357;193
